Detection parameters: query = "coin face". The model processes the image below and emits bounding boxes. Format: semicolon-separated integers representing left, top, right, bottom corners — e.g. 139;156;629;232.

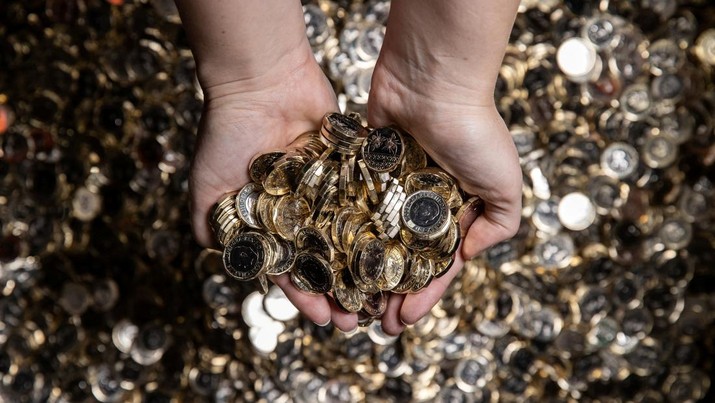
362;291;387;317
292;252;333;294
334;270;363;313
361;127;404;172
249;151;285;183
223;232;267;281
358;238;385;283
402;190;450;240
273;195;310;241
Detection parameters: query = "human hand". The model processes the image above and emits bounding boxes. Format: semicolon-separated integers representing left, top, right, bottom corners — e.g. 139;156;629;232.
367;56;523;335
190;49;359;331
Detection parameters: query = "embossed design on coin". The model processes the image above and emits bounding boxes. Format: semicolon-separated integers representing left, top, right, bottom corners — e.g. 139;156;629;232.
292;252;333;294
401;190;450;239
273;195;310;241
361;127;404;172
358;238;386;283
235;183;262;229
223;232;266;281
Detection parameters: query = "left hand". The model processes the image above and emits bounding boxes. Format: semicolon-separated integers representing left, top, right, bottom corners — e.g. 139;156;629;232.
367;56;523;335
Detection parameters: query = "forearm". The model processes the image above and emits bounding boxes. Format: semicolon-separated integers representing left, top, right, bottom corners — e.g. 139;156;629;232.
380;0;519;104
174;0;311;94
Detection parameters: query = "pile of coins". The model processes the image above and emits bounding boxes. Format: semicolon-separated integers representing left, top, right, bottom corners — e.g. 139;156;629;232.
2;0;715;402
211;112;480;318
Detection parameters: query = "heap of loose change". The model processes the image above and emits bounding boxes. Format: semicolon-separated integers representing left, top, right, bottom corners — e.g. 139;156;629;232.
211;112;483;319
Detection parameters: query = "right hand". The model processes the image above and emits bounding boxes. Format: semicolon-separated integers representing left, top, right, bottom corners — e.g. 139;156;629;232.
190;48;358;332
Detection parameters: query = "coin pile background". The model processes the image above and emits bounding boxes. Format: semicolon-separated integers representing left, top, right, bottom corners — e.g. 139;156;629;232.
1;0;715;401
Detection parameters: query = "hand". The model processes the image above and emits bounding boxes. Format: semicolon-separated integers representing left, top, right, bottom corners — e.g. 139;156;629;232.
367;56;523;335
190;49;359;332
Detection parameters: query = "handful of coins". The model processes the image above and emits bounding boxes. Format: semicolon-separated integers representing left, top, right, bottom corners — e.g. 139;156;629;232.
211;112;482;319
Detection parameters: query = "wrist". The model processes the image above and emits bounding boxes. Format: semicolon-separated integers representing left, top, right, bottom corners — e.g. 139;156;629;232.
197;39;317;100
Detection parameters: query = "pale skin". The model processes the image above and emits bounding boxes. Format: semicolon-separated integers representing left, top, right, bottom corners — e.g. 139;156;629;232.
175;0;522;335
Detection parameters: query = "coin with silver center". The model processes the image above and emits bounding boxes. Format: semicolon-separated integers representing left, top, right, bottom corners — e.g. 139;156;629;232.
401;190;450;240
223;232;267;281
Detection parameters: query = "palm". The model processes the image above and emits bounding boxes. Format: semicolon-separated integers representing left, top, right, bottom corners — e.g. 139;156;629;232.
190;59;359;329
368;69;522;333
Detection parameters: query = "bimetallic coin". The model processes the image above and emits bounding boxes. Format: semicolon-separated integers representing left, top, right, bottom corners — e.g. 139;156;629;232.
410;256;434;293
454;350;495;393
235;183;262;229
249;151;285;183
601;142;639;180
358;238;386;283
334;269;363;313
455;196;485;237
399;135;428;175
272;195;310;241
295;226;334;262
291;252;334;294
223;232;269;281
266;238;295;276
533;233;575;269
658;218;692;250
361;127;404;172
402;190;450;240
620;84;651;121
642;136;678;169
362;291;387;317
263;154;305;196
377;242;406;290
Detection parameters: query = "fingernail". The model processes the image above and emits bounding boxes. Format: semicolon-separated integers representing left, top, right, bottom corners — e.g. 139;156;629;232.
399;317;413;327
340;326;359;336
314;319;331;327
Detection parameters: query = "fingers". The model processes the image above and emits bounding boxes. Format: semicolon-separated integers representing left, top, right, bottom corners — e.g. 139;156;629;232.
271;273;332;326
461;205;520;260
327;296;358;332
400;249;465;325
381;293;406;336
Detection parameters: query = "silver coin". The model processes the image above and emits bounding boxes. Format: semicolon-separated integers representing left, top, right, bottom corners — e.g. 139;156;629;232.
235;183;262;229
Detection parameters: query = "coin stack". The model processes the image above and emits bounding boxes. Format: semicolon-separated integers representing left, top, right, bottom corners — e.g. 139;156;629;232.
2;0;715;402
211;112;476;319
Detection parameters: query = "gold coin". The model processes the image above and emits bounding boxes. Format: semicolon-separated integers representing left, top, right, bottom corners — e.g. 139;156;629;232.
398;134;427;176
272;195;310;241
295;225;334;262
410;256;434;293
455;196;485;237
249;151;285;183
291;252;334;294
358;237;386;284
257;274;269;295
256;192;279;233
333;269;363;313
266;237;295;276
362;290;387;317
433;254;456;278
263;153;305;196
377;242;407;290
332;206;360;253
404;168;455;198
358;160;380;204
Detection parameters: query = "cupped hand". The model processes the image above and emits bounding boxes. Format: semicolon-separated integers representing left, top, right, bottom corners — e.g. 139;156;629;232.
367;59;523;335
190;49;358;331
